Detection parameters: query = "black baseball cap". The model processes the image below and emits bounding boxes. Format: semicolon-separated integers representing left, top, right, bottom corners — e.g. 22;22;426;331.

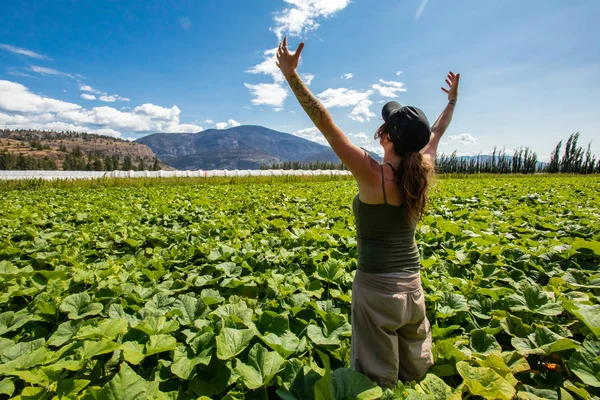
382;101;431;156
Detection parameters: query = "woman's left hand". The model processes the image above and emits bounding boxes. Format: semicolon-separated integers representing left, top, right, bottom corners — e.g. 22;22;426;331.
276;36;305;79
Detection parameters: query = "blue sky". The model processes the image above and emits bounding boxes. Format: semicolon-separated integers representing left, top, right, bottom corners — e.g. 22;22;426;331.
1;0;599;160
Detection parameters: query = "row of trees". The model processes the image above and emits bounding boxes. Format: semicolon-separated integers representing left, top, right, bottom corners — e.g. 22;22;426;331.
435;147;539;174
62;147;161;171
260;161;347;170
0;150;58;170
435;133;598;174
0;146;162;171
546;133;598;174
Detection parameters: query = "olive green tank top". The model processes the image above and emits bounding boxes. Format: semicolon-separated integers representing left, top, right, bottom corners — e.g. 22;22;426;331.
352;163;421;274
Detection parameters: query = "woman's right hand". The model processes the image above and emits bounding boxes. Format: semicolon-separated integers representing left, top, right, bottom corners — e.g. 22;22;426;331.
441;71;460;101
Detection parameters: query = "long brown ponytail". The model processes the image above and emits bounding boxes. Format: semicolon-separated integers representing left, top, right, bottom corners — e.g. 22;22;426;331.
375;124;434;225
394;152;433;225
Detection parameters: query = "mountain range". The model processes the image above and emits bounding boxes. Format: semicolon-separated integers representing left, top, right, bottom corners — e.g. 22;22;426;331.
137;125;351;170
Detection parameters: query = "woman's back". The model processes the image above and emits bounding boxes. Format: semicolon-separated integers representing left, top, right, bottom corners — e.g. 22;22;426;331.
352;163;421;274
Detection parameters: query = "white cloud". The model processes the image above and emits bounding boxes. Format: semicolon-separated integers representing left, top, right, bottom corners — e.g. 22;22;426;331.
0;112;55;125
292;127;329;146
271;0;351;39
244;83;288;107
215;119;241;129
371;79;407;98
133;103;181;121
81;85;129;102
361;144;384;156
245;1;345;109
179;17;191;31
0;44;51;60
7;71;35;78
318;88;372;108
349;99;375;122
301;73;315;85
30;65;75;80
203;119;215;124
317;88;375;122
415;0;429;22
396;71;403;76
80;85;102;94
99;95;116;102
246;48;285;83
348;132;370;143
0;80;81;113
81;93;96;101
0;80;203;138
342;73;353;80
0;112;122;138
56;105;203;133
444;133;478;145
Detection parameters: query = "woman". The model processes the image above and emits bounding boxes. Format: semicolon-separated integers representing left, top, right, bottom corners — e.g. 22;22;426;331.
276;37;459;388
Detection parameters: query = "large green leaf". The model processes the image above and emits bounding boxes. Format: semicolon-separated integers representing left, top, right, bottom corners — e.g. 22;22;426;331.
419;373;453;400
506;281;562;316
235;343;285;389
80;340;120;359
212;301;254;327
562;302;600;338
145;334;177;356
456;361;516;400
120;341;146;365
435;292;469;318
89;362;161;399
260;331;307;358
173;294;208;326
306;313;351;346
568;340;600;387
470;329;502;355
75;318;128;340
0;347;51;374
48;320;82;347
511;326;578;356
133;316;179;336
315;367;382;400
59;293;103;320
171;345;211;380
276;358;321;400
0;310;36;335
216;328;255;360
1;338;45;362
56;379;91;399
0;378;15;397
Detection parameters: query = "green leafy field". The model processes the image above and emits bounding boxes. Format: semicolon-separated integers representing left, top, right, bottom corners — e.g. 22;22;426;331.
0;176;599;399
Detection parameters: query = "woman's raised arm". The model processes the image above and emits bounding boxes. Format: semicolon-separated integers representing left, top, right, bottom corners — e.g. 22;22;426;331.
276;37;378;183
422;71;460;160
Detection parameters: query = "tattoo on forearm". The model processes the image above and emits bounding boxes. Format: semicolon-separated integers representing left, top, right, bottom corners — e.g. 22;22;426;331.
288;74;325;127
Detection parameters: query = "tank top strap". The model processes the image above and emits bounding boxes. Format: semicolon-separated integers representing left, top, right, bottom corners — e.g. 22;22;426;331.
380;164;387;204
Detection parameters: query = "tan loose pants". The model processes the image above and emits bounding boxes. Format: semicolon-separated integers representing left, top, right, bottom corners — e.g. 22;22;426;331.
350;270;433;388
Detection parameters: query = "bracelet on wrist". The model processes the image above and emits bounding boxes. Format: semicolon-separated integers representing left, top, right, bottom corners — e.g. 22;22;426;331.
449;100;457;105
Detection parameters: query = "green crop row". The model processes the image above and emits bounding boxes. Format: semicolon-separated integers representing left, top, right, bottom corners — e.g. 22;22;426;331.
0;176;598;399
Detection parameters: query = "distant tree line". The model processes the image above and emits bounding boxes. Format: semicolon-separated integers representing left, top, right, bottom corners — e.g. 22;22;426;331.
0;149;58;170
260;161;347;170
62;146;161;171
435;147;539;174
546;132;598;174
0;146;161;171
435;133;598;174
